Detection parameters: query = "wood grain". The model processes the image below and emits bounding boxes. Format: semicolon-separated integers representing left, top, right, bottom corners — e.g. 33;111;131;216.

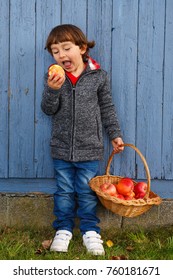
0;0;172;196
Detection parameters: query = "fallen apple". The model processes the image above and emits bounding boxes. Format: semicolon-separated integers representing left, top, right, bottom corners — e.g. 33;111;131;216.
116;177;134;196
100;182;117;196
134;182;147;199
48;64;65;78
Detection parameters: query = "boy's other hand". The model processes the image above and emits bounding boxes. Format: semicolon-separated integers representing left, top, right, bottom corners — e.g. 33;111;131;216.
111;137;124;153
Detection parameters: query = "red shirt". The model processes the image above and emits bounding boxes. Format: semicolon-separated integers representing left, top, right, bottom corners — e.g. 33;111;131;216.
65;71;80;86
65;58;100;85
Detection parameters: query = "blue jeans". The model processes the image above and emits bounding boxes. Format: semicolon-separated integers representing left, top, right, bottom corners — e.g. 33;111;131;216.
52;159;100;235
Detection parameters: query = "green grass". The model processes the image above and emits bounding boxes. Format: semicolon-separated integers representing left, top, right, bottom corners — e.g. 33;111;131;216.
0;226;173;260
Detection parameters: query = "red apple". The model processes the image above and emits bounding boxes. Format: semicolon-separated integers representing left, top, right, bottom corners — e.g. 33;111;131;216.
124;191;135;200
100;182;117;196
48;64;65;78
116;194;125;200
134;182;147;199
116;177;134;196
135;192;146;199
106;184;118;196
100;182;110;192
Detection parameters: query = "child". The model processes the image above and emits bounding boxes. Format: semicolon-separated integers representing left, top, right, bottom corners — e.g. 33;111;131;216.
41;24;124;255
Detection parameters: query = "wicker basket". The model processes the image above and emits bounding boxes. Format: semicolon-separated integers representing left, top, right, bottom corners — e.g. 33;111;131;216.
89;143;162;217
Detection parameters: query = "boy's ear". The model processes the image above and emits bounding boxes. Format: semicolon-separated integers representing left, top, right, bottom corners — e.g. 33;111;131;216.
80;44;87;54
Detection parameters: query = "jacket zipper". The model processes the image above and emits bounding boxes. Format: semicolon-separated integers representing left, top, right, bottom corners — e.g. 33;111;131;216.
67;69;99;160
71;86;76;160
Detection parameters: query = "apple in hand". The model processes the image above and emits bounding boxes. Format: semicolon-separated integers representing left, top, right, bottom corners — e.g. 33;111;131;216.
100;182;117;196
134;182;147;199
116;177;134;196
48;64;65;78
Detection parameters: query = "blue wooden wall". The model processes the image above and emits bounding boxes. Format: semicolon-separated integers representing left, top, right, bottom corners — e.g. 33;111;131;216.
0;0;173;198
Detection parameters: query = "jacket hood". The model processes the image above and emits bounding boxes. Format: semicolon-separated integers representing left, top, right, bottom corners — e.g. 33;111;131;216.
88;57;101;70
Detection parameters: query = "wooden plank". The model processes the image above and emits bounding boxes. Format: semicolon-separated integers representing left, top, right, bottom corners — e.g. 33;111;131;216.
111;0;138;178
162;0;173;179
9;0;35;177
0;179;56;194
61;0;87;31
87;0;112;71
34;0;61;178
136;0;165;179
0;0;9;178
87;0;113;174
0;178;172;198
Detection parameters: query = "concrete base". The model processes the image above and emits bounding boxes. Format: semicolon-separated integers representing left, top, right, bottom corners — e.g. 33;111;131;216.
0;193;172;230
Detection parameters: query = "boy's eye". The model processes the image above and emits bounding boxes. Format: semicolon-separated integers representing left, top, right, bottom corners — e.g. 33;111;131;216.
53;51;59;54
64;48;70;51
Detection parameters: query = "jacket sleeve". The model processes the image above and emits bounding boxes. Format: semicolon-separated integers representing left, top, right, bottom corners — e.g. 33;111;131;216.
98;72;122;140
41;73;61;115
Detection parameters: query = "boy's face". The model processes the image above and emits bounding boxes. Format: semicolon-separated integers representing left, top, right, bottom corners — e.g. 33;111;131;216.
50;41;87;76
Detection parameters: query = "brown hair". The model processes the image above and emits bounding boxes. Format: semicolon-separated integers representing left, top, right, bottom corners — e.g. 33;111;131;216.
45;24;95;61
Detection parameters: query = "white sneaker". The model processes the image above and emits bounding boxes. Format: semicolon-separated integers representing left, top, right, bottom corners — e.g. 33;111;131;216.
83;231;105;255
50;230;72;252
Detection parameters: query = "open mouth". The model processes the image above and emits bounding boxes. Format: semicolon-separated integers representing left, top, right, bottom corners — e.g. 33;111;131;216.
62;61;72;69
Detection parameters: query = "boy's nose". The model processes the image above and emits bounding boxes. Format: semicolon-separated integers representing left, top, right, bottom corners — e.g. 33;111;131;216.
59;50;65;58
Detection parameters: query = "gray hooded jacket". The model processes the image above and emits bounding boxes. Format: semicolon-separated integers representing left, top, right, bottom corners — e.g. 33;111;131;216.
41;63;122;162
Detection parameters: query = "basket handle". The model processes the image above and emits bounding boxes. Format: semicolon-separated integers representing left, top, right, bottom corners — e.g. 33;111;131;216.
105;143;151;195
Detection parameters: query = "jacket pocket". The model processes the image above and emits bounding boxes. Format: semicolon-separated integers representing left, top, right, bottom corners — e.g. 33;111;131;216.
96;116;101;142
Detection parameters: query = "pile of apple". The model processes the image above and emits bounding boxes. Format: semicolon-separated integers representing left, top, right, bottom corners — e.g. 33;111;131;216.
99;177;147;200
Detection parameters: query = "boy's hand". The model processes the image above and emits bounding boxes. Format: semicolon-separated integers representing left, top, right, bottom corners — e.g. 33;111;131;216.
111;137;124;153
47;73;66;90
